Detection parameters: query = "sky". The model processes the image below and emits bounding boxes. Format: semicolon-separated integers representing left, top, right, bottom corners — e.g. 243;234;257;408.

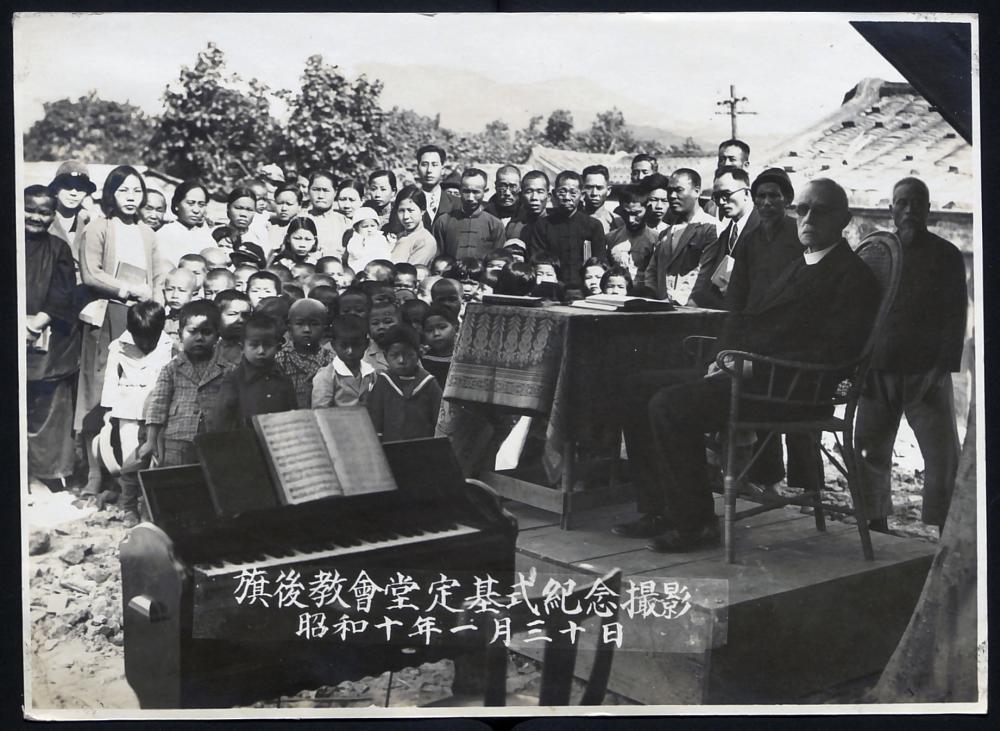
12;12;929;150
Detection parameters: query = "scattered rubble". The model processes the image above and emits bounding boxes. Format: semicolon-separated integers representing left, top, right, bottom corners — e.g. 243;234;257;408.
26;423;937;710
28;531;50;556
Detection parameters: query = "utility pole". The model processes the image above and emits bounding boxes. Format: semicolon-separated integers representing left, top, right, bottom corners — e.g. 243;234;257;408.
716;85;757;139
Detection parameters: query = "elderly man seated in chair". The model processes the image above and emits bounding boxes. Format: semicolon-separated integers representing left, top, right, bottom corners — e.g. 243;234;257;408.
612;178;880;552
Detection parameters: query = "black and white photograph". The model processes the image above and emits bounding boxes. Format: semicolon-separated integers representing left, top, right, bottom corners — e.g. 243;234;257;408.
13;11;985;719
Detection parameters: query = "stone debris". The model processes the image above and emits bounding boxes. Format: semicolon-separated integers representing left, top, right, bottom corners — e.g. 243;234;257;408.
28;530;51;556
58;544;93;566
27;423;934;709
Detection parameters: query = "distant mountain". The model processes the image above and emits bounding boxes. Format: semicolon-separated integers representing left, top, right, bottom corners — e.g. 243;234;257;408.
626;123;697;151
354;62;709;149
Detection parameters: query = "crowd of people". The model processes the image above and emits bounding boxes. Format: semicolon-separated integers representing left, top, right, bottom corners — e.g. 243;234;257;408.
24;137;966;550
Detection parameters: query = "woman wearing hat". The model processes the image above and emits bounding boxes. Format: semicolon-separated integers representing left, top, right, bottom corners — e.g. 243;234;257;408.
47;160;96;265
75;165;170;497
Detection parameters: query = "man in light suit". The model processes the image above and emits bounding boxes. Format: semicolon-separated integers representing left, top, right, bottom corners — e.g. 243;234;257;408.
612;179;880;551
688;166;760;309
642;168;721;301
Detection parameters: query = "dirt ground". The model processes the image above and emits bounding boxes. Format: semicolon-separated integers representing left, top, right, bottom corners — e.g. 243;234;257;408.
24;419;941;713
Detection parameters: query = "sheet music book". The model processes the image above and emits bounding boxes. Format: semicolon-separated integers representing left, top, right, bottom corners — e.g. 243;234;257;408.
251;407;397;505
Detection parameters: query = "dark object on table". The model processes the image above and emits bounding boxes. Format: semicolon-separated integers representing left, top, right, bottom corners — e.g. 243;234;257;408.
482;293;543;307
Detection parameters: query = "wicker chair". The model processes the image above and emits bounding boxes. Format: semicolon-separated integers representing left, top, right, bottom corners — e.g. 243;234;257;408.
700;231;902;563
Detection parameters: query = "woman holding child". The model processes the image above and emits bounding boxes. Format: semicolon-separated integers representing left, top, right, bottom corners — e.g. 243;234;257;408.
76;165;170;495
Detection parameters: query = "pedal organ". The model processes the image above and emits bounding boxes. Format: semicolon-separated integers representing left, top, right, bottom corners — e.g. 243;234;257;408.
120;434;517;708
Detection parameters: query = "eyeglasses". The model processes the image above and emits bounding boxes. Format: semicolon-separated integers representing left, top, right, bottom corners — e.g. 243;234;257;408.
712;187;749;203
794;203;837;218
496;183;520;192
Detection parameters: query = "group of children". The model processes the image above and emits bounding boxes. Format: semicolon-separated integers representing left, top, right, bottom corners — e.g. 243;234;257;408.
25;152;678;529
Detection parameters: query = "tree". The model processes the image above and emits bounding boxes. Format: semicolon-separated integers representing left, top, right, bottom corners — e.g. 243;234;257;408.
144;43;282;193
544;109;574;147
23;91;156;164
379;106;451;171
579;107;636;155
281;55;387;182
667;136;708;156
512;114;545;163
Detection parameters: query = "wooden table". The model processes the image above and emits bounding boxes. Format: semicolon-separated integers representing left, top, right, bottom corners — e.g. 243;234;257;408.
437;302;726;529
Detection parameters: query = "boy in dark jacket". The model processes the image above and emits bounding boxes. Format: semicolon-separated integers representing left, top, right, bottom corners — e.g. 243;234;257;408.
208;312;298;432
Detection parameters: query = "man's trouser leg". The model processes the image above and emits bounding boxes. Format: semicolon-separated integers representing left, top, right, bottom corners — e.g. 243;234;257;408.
647;373;731;528
905;372;960;526
620;369;700;516
786;434;824;492
855;370;904;521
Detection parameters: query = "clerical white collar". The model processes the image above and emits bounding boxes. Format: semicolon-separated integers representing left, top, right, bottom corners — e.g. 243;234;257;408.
803;240;841;265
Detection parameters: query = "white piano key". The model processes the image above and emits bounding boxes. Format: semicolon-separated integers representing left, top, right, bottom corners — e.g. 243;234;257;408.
194;523;481;579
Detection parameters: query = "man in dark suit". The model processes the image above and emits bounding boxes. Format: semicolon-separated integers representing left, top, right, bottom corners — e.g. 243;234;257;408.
726;168;822;494
643;168;721;300
526;170;606;293
612;178;880;551
416;144;462;231
855;177;967;534
689;166;760;309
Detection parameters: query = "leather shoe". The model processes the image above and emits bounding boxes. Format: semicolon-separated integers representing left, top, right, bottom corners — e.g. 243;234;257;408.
647;519;721;552
611;514;670;538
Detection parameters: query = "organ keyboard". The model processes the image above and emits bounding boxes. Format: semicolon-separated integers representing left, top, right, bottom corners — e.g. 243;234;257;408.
120;434;517;708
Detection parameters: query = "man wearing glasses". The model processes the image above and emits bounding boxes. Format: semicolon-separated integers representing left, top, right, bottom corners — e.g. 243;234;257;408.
611;178;879;551
526;170;606;294
689;166;760;309
485;165;522;228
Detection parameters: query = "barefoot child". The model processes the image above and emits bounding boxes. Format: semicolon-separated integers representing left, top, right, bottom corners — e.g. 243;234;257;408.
100;300;173;526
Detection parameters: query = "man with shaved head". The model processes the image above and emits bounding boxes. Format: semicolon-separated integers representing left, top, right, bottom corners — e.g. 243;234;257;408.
856;177;967;535
485;165;522;227
642;168;721;301
611;178;880;552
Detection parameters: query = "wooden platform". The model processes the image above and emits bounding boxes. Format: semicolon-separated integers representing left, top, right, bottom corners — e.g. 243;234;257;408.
505;497;937;705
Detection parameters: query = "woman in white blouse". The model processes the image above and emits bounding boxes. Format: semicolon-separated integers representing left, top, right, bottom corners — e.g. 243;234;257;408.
155;180;216;267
